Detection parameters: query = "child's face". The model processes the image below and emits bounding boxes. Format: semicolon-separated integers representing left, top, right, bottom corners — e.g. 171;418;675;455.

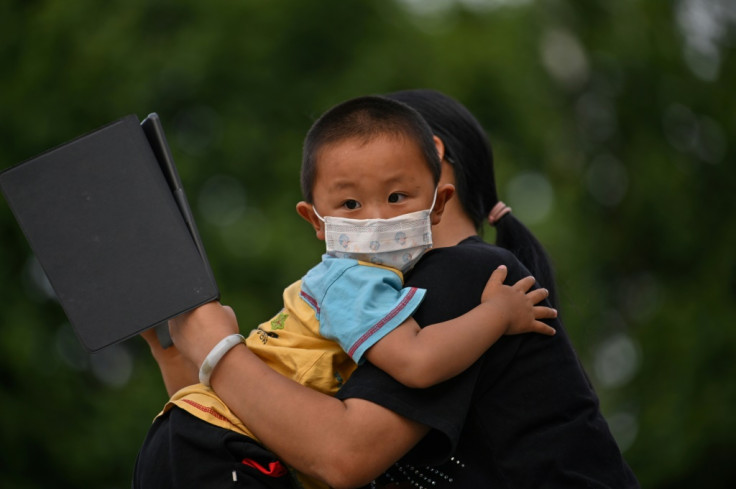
310;135;436;221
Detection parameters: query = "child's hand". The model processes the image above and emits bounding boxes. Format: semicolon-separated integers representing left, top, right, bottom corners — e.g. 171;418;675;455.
481;265;557;336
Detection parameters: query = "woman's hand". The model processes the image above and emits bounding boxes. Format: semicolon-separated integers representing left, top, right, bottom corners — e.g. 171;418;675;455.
168;301;240;370
140;327;199;396
163;302;427;488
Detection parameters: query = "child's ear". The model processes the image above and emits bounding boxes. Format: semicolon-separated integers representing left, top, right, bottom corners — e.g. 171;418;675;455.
296;201;325;240
430;183;455;225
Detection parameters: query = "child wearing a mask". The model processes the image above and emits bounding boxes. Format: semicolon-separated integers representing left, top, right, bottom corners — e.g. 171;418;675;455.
135;95;556;489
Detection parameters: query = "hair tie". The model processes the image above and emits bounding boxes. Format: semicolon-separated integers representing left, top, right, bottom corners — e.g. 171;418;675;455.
488;201;511;226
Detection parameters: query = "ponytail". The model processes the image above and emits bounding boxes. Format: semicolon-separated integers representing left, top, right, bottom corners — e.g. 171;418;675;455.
493;213;559;310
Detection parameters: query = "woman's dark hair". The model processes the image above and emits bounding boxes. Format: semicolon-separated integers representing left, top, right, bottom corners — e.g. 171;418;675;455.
301;95;441;203
386;89;559;308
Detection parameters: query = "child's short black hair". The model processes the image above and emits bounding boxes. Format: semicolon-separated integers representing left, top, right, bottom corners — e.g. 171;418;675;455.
301;95;441;203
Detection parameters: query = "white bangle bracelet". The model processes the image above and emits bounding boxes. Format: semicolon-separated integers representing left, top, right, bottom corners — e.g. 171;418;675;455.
198;333;246;387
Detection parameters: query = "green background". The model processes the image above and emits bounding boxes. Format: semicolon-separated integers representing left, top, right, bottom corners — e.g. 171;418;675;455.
1;1;734;487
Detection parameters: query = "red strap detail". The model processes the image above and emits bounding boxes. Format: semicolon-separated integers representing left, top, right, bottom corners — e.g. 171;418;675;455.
241;458;287;477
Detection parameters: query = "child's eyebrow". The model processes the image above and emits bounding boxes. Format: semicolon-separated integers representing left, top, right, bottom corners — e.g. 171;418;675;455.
327;179;359;191
325;173;419;193
384;175;409;185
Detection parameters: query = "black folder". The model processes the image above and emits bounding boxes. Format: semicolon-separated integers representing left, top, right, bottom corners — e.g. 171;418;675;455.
0;114;219;352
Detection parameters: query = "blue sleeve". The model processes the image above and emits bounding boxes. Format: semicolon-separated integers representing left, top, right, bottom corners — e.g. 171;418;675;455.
301;261;425;364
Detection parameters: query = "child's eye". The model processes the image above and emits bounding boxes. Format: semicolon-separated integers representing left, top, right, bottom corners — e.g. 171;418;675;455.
343;199;360;210
388;193;406;203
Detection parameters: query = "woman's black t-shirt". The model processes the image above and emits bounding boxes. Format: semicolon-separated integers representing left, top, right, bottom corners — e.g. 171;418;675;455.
336;236;639;488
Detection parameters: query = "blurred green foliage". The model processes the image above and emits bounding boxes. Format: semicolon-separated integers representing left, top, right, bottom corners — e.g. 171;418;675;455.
1;0;734;487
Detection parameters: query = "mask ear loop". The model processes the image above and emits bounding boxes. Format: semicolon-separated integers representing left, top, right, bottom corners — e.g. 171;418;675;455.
429;187;439;212
312;205;326;223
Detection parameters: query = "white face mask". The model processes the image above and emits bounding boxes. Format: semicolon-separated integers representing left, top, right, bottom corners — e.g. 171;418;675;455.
313;190;437;273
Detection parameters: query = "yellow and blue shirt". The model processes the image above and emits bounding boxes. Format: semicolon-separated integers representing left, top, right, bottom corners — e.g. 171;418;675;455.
162;255;425;489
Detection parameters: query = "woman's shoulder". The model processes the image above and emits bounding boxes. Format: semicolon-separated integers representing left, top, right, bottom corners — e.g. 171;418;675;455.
429;236;520;266
415;236;530;285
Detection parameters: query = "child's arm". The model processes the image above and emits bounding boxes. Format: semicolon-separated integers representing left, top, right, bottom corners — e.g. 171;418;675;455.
364;265;557;389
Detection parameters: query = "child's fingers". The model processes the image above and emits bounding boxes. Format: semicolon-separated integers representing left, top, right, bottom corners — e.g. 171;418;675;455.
488;264;508;285
525;287;550;305
482;265;508;299
512;275;536;293
533;321;557;336
533;305;558;320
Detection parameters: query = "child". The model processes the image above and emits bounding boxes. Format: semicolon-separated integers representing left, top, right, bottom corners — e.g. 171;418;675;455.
134;96;556;489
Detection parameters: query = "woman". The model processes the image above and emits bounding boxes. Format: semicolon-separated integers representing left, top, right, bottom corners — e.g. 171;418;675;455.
149;89;638;488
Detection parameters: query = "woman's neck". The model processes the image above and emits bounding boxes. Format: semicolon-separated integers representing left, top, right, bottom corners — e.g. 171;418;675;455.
431;203;478;248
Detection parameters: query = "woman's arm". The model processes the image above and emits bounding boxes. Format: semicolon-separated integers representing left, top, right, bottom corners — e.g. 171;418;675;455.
140;328;198;396
168;302;429;489
364;266;557;389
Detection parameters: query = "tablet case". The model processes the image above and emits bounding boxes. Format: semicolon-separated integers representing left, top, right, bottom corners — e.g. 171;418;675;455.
0;114;219;352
